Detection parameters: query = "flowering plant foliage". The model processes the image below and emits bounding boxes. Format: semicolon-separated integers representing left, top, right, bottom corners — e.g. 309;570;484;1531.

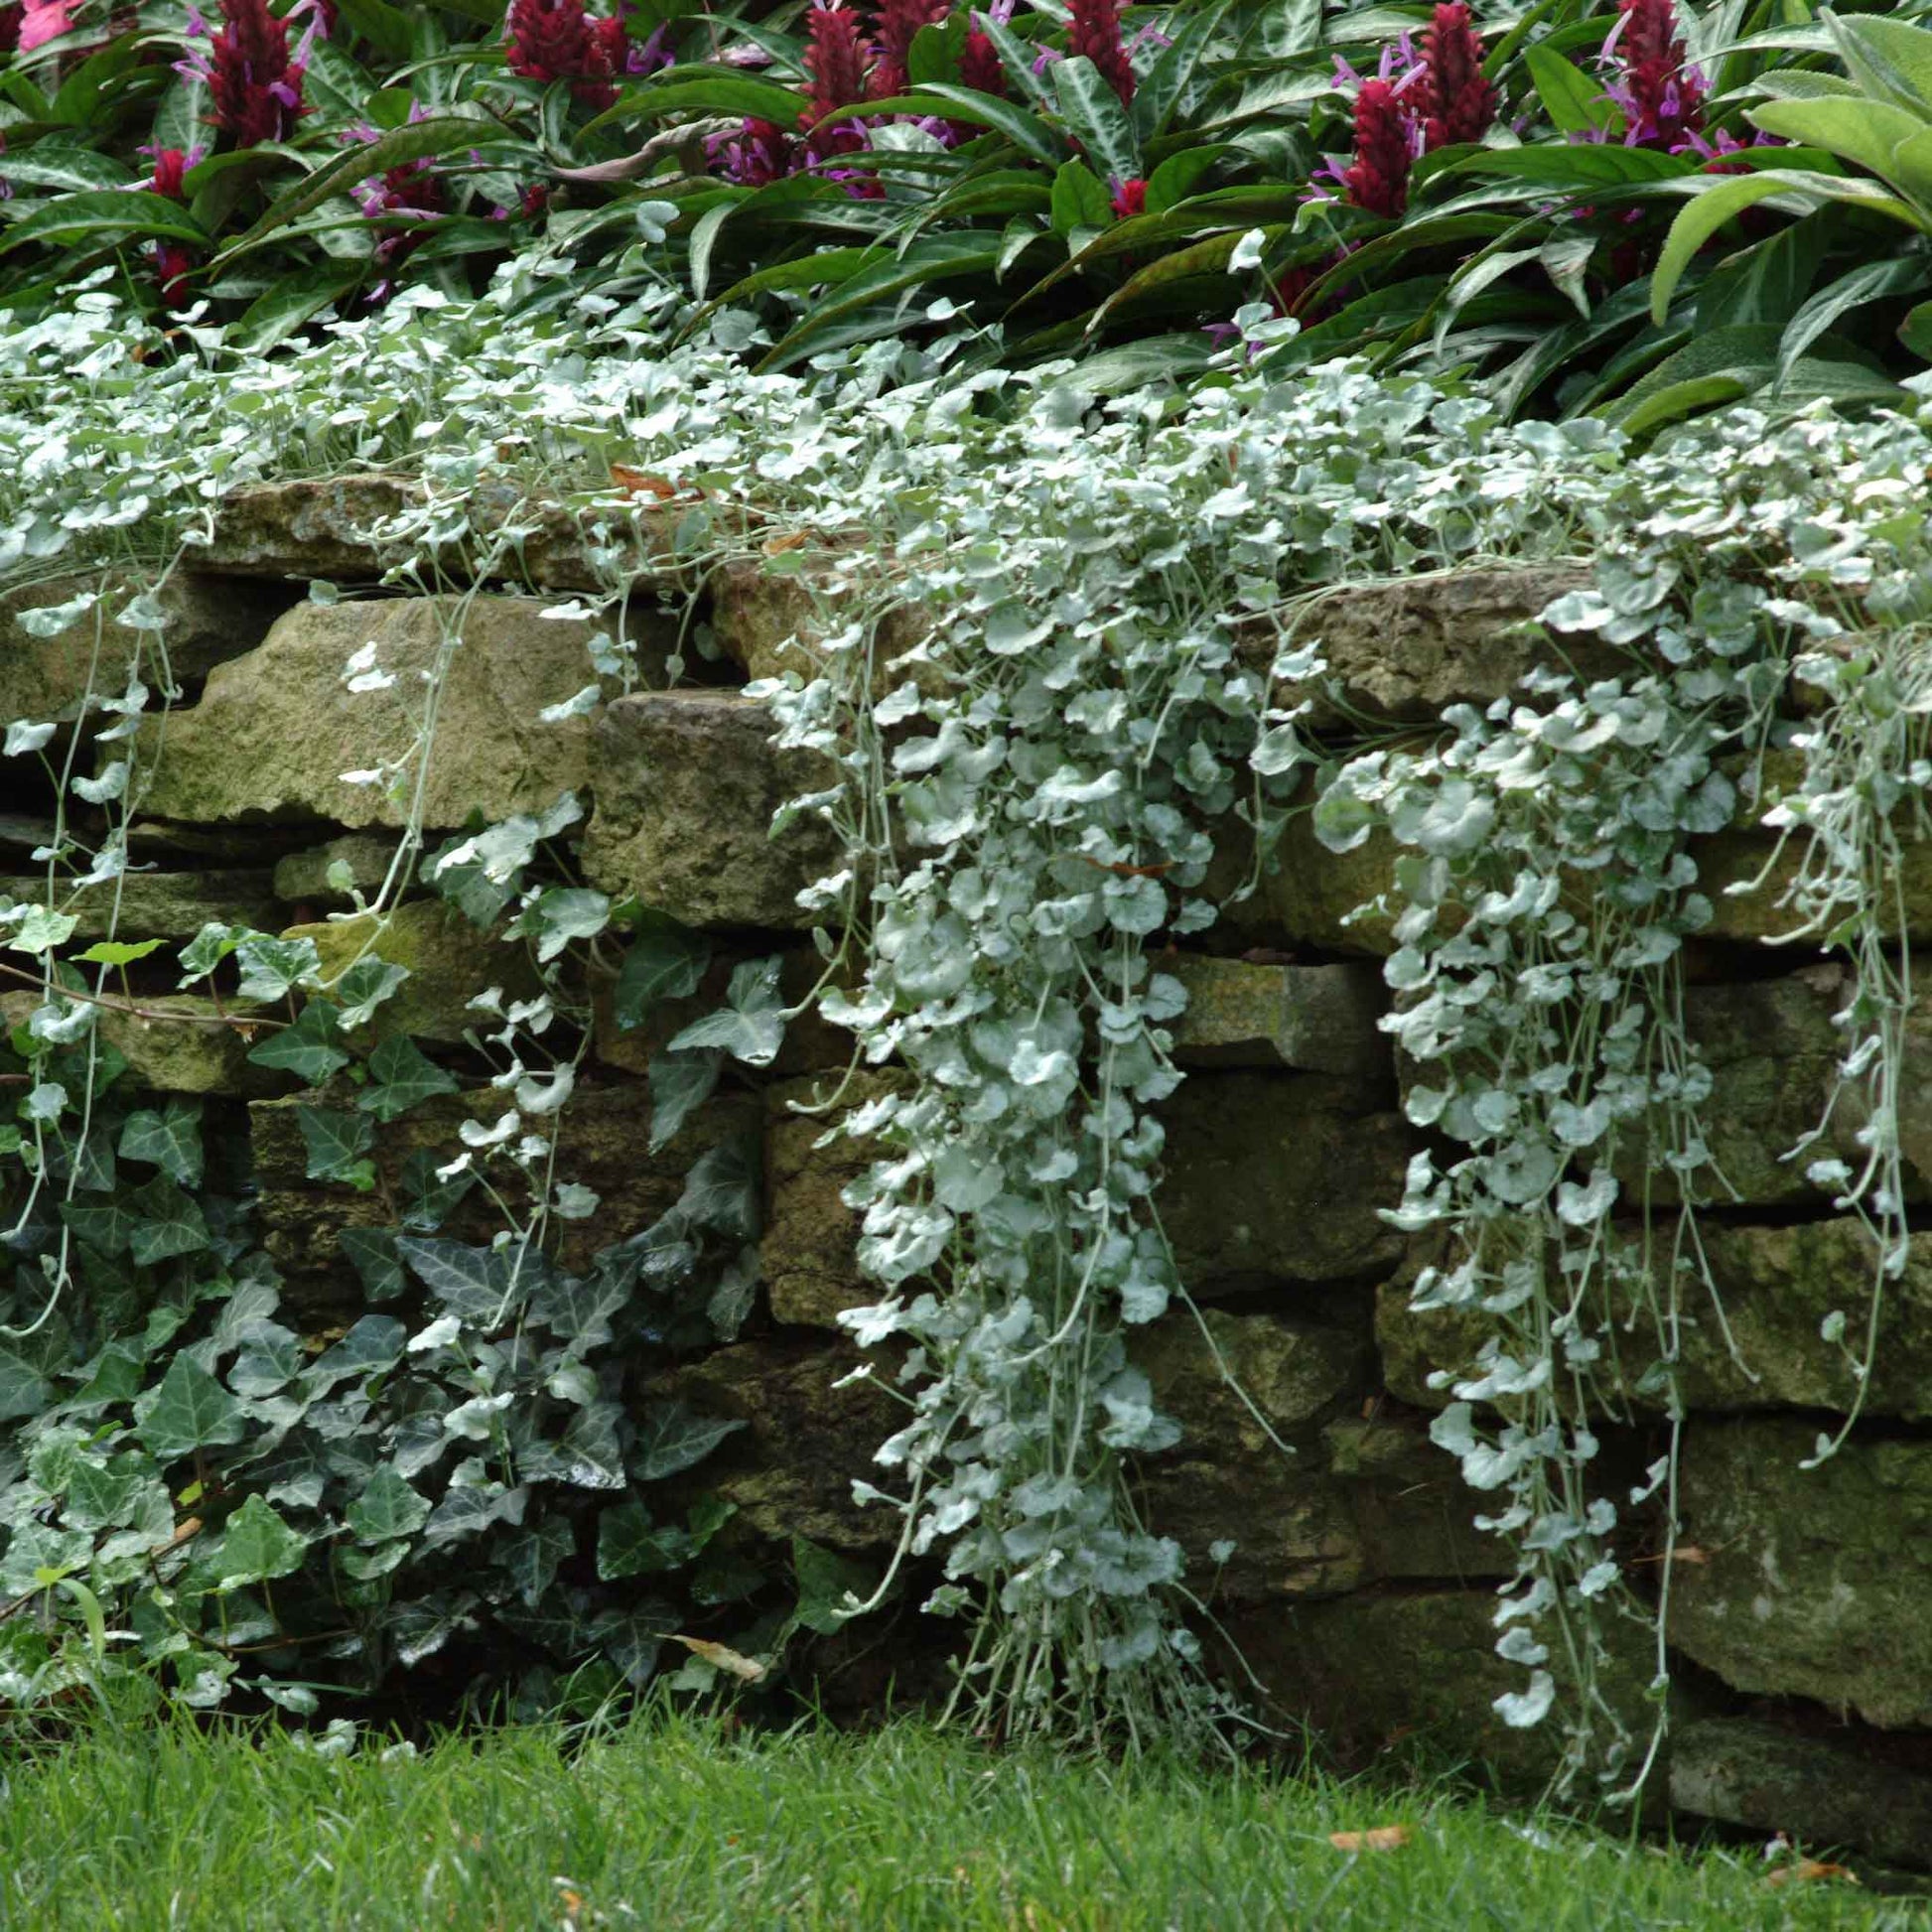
2;225;1931;1779
0;0;1924;416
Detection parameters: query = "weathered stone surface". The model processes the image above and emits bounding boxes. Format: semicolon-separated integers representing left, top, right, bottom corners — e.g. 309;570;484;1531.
709;551;933;694
1225;1587;1660;1789
1672;1419;1932;1727
199;478;425;582
200;478;708;594
0;991;282;1097
1137;1311;1496;1598
0;871;279;942
1207;811;1404;957
1169;954;1390;1080
1252;565;1602;730
580;691;843;931
252;1082;758;1306
1378;1219;1932;1420
1158;1073;1411;1290
134;598;621;830
763;1069;1412;1331
0;571;291;724
762;1070;900;1329
1672;1719;1932;1871
1613;966;1932;1208
272;834;405;908
283;901;541;1044
658;1336;900;1552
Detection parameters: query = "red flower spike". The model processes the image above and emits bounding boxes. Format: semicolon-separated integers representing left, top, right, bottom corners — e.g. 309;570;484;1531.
958;22;1004;94
155;241;198;311
1419;2;1494;150
1067;0;1133;106
208;0;308;148
149;147;192;200
1111;177;1145;218
1342;77;1414;217
1609;0;1705;148
869;0;948;100
802;3;872;159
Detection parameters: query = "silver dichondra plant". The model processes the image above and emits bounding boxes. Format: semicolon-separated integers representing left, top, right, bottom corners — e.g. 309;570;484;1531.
1;254;1927;1780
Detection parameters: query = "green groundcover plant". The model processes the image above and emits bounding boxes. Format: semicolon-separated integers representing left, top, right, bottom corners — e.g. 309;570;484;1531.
3;0;1932;419
4;242;1931;1797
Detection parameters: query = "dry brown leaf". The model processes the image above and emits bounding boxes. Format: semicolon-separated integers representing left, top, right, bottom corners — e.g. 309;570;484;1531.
669;1634;768;1682
1765;1861;1858;1889
1328;1825;1413;1853
761;530;814;555
609;464;678;501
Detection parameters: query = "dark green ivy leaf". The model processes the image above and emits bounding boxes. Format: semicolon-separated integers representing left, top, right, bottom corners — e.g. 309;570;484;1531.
335;956;411;1030
340;1225;406;1303
234;933;322;1004
214;1493;309;1587
613;910;711;1030
135;1352;247;1459
297;1105;376;1185
632;1402;744;1483
125;1175;211;1265
665;955;787;1068
357;1035;459;1123
246;1000;351;1082
646;1047;723;1154
345;1465;432;1543
298;1314;407;1397
119;1098;204;1187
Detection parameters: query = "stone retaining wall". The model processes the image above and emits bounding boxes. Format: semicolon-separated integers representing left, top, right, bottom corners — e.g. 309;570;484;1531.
20;480;1932;1858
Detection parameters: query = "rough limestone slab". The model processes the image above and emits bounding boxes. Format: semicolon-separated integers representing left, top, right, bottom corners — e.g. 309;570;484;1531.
1156;1072;1411;1291
1672;1418;1932;1727
1250;564;1604;729
283;901;541;1044
1611;965;1932;1208
708;551;934;696
1135;1311;1498;1599
0;990;282;1097
199;477;706;594
1225;1587;1662;1791
1378;1219;1932;1420
656;1336;901;1553
0;870;280;942
272;834;406;909
133;597;620;831
580;691;843;931
1169;954;1389;1079
1671;1719;1932;1872
761;1068;1411;1331
0;571;291;725
762;1069;903;1329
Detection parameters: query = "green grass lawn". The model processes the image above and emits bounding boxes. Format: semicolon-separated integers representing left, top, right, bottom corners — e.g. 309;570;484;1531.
0;1712;1919;1930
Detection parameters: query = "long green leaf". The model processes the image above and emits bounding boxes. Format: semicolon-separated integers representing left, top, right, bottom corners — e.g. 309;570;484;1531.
862;86;1066;167
1130;0;1237;144
1523;44;1618;134
1053;56;1140;186
0;150;135;193
1652;168;1922;322
212;116;487;265
1828;12;1932;116
581;71;808;135
0;190;209;253
1778;254;1932;383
